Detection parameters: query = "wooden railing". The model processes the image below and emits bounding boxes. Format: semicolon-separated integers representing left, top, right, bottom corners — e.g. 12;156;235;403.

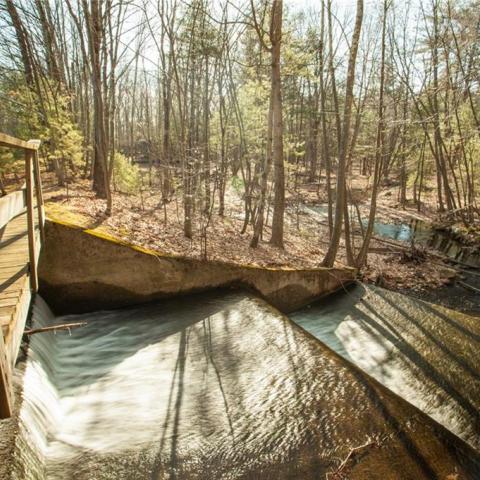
0;133;44;290
0;133;44;418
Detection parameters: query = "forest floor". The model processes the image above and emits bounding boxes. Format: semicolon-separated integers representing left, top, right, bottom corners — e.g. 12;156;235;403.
34;169;475;300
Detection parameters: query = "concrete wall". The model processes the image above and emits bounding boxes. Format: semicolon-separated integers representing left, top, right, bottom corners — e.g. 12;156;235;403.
39;219;356;314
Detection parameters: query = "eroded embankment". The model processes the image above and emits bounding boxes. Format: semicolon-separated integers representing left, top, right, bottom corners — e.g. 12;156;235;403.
8;291;480;479
38;218;355;314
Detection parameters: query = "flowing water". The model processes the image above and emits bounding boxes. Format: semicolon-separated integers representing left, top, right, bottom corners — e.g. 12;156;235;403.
309;204;480;267
9;290;480;479
290;284;480;451
309;204;480;313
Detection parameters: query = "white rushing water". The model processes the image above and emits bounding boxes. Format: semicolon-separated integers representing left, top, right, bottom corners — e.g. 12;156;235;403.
8;290;480;479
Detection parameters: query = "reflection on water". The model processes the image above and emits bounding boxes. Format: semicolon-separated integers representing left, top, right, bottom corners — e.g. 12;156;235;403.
372;222;415;242
290;284;480;451
309;204;480;267
11;291;480;479
372;219;480;267
310;203;480;313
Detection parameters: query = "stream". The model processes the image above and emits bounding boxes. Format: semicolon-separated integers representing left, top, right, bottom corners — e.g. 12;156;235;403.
372;218;480;314
309;204;480;314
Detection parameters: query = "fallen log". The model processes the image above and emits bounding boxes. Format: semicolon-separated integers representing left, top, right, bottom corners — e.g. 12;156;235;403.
24;322;88;336
371;234;480;271
427;258;480;278
457;281;480;294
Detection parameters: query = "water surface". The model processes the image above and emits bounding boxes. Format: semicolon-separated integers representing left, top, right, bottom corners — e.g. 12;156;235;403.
10;290;480;479
290;284;480;450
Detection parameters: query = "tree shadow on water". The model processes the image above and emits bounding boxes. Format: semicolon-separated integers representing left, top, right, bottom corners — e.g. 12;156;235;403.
341;356;480;478
354;300;480;432
373;289;480;381
150;328;189;480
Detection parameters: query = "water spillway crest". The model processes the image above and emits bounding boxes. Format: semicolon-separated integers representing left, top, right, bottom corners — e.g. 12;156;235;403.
9;290;480;479
11;296;61;478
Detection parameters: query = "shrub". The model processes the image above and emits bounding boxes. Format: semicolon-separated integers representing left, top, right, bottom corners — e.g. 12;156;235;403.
113;152;141;194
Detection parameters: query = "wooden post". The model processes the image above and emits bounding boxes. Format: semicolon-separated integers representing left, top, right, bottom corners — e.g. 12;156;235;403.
33;150;45;242
25;149;38;292
0;331;13;418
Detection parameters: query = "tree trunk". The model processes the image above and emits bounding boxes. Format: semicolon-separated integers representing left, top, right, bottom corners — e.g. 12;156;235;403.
356;0;387;267
322;0;363;267
82;0;111;210
269;0;285;248
251;89;274;248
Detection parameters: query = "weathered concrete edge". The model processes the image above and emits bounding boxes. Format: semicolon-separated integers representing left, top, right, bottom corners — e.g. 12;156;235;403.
39;218;357;314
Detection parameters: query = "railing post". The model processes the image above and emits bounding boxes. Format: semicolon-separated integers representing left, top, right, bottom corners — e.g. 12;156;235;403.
25;149;38;292
33;150;45;242
0;331;13;418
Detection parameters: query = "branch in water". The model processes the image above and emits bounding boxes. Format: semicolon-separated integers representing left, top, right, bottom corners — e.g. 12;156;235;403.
326;441;377;479
24;322;88;336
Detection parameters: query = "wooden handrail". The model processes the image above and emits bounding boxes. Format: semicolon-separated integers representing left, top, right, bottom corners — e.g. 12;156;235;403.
0;133;40;151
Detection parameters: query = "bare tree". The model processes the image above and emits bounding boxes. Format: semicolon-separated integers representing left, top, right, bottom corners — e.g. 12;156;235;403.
322;0;364;267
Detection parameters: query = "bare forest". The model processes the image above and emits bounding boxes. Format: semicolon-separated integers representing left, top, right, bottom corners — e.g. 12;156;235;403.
2;3;480;477
1;0;480;279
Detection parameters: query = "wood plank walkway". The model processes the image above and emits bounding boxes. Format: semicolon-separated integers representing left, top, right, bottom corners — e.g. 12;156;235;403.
0;210;39;365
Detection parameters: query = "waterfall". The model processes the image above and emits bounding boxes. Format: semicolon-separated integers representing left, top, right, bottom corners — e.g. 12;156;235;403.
6;289;480;479
291;283;480;451
10;296;60;480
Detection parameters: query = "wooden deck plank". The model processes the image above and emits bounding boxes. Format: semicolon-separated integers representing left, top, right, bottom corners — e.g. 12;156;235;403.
0;301;17;311
0;210;39;361
0;306;14;319
0;286;28;296
0;279;29;291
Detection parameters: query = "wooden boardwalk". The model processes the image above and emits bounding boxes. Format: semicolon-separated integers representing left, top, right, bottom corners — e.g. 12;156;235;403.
0;133;43;418
0;210;39;366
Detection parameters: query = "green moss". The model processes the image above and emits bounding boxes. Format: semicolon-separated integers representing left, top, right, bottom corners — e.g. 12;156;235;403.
45;203;93;229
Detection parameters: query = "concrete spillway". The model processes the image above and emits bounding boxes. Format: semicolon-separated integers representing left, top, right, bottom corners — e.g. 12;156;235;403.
7;290;480;479
38;219;355;314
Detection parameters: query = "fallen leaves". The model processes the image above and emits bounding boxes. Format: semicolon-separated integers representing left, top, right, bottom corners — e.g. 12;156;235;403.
42;173;459;296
